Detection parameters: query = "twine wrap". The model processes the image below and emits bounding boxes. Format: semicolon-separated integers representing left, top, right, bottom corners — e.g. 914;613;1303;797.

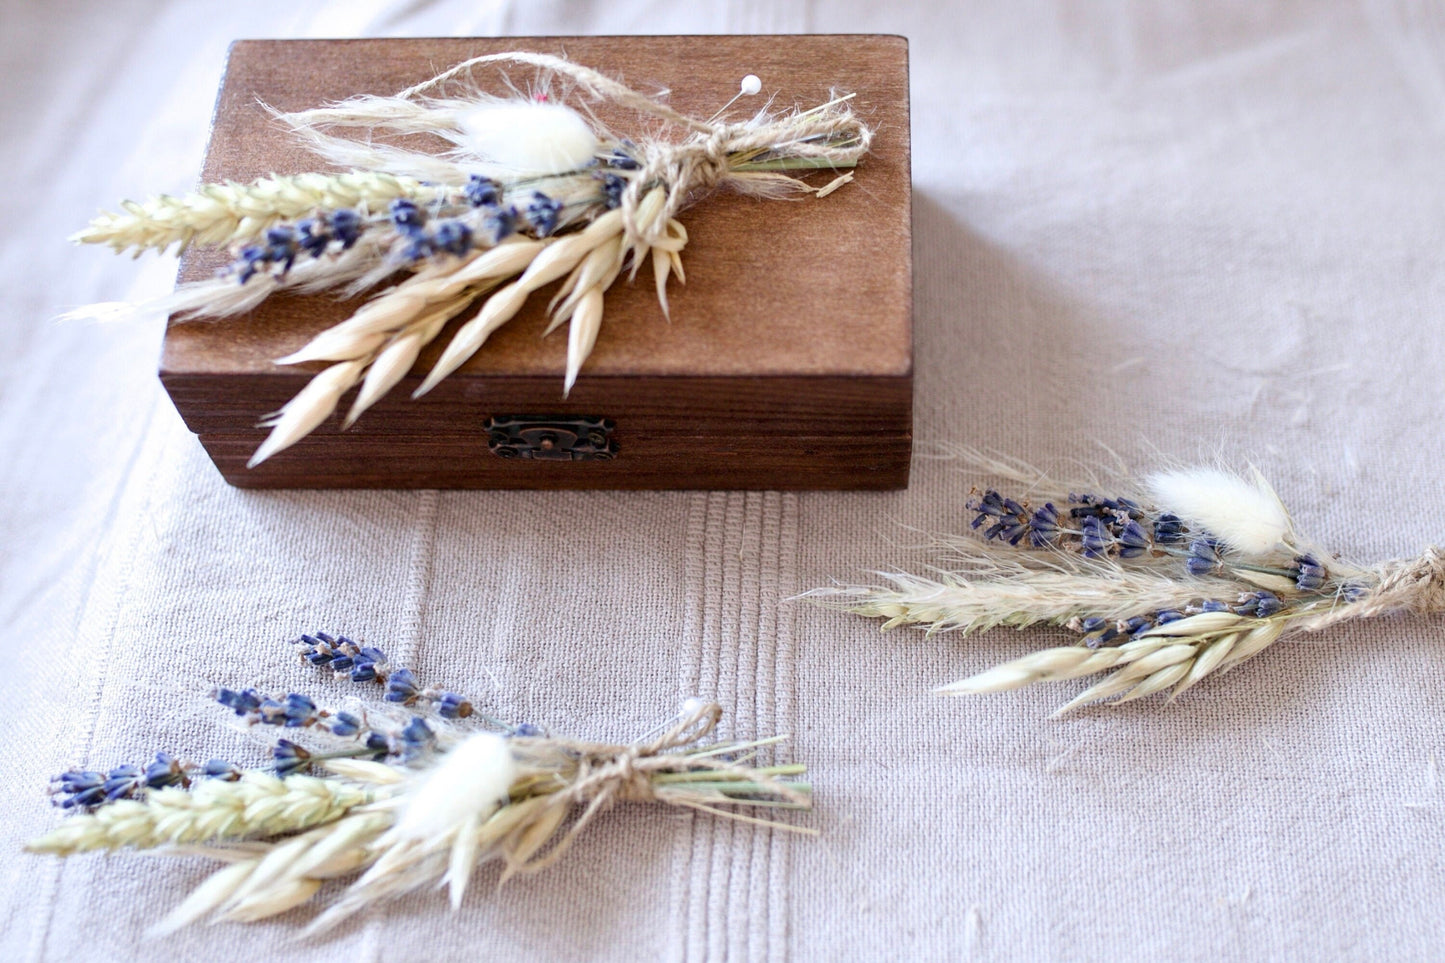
1299;546;1445;631
505;700;807;875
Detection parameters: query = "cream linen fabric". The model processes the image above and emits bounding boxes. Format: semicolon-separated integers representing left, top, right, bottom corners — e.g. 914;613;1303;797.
2;1;1443;960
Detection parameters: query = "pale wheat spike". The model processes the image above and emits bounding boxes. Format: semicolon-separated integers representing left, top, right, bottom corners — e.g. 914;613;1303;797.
276;811;394;883
72;172;438;255
498;801;568;883
1108;643;1197;682
25;773;374;856
937;645;1122;695
434;238;548;298
248;360;367;467
1136;611;1244;638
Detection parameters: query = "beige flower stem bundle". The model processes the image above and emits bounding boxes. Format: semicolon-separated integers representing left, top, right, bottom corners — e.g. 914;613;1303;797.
28;634;812;935
69;51;873;466
806;454;1445;716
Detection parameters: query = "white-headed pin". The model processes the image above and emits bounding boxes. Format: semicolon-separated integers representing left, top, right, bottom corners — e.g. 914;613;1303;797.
709;74;763;123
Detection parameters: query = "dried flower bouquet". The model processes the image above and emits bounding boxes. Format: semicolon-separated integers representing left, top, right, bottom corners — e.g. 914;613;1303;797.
70;52;871;466
27;635;811;935
807;454;1445;715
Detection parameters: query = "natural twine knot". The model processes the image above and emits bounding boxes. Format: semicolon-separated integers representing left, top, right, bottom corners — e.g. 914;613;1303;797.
1370;546;1445;616
621;126;739;248
559;700;725;808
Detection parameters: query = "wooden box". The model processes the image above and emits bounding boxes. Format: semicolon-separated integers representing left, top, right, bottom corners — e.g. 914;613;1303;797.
161;36;912;489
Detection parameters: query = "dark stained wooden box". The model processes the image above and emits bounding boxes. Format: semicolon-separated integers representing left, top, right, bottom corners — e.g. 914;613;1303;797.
162;36;912;489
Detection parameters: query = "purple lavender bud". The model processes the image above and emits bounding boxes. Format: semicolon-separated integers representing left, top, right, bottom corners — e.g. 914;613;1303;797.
1186;538;1221;576
1153;513;1185;543
103;766;143;801
525;192;563;237
1028;503;1060;546
605;141;641;170
272;740;311;776
1293;555;1327;593
1118;520;1151;558
297;217;330;258
464;174;501;207
599;172;625;209
386;668;419;705
486;205;517;241
969;490;1008;525
215;687;262;715
1123;615;1152;636
329;712;363;738
390;198;426;234
433;220;474;256
1254;592;1283;618
329;209;362;248
1080;515;1111;557
202;759;242;781
282;693;318;727
143;752;187;789
513;723;544;737
57;770;105;793
398;717;436;760
435;692;473;719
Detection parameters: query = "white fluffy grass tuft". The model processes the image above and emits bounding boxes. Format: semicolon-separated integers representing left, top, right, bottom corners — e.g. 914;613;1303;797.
1145;467;1292;556
456;101;599;174
390;732;516;846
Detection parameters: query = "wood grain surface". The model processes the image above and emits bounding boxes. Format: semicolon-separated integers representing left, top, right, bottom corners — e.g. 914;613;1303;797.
161;35;912;489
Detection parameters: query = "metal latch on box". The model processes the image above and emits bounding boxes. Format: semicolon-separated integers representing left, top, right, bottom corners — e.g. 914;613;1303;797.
485;415;617;461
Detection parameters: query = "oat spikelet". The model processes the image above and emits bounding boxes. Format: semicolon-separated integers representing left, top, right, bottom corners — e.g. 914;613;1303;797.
248;360;367;467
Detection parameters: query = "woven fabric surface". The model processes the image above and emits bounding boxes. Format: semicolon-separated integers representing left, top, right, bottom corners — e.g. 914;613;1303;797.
1;1;1442;959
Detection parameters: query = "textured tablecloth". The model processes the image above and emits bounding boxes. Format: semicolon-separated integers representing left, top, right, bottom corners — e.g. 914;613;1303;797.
3;1;1443;960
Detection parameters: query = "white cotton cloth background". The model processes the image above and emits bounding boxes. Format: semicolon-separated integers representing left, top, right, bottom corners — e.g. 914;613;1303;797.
2;0;1443;959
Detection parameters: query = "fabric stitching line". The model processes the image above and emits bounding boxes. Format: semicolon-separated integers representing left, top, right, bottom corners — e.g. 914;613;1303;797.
27;394;166;963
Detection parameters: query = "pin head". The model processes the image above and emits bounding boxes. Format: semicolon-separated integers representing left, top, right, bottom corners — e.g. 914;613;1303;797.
740;74;762;96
